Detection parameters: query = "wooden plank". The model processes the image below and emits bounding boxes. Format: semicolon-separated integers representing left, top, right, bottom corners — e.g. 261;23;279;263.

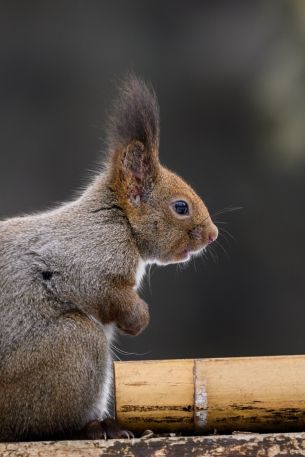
1;433;305;456
114;355;305;433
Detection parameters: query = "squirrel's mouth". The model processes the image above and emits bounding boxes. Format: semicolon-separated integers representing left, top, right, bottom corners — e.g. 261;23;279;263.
175;247;201;263
164;248;191;264
180;249;191;261
176;244;208;263
159;243;207;265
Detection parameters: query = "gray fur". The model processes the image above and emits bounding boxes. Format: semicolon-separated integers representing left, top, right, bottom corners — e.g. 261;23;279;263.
0;176;138;440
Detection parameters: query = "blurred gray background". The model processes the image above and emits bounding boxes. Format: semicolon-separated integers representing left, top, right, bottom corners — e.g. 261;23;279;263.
0;0;305;360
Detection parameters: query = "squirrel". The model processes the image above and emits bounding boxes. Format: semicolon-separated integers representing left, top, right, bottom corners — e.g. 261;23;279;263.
0;75;218;441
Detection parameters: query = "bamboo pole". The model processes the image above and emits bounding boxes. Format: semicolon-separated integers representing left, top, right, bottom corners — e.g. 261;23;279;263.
114;355;305;434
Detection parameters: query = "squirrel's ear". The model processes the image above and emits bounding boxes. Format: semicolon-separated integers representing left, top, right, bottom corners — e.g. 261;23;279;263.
105;75;160;204
121;139;159;204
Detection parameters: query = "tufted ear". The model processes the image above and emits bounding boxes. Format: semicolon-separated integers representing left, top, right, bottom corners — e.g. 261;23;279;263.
109;139;159;206
106;75;160;205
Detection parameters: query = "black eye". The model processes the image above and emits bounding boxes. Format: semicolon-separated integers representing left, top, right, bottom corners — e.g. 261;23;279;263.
173;200;189;216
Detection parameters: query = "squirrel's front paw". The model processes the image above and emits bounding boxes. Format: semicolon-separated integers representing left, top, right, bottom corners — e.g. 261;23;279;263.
117;299;149;336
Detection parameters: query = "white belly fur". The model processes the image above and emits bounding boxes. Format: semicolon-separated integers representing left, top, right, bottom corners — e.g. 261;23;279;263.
90;259;146;420
135;258;146;289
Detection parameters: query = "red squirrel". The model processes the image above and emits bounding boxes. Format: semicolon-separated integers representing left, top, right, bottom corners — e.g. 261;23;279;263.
0;75;218;440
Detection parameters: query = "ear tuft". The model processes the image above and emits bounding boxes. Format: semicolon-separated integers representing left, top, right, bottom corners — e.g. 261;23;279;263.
106;74;160;154
105;75;160;206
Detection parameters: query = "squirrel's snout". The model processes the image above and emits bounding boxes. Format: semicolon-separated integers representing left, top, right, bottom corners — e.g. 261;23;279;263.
189;221;218;246
207;223;218;244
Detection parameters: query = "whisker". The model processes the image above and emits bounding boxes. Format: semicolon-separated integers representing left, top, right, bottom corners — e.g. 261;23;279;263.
219;232;230;247
109;347;121;361
111;343;152;357
215;239;230;259
192;256;197;272
211;206;243;218
220;227;236;242
207;248;215;264
208;245;219;264
199;250;208;267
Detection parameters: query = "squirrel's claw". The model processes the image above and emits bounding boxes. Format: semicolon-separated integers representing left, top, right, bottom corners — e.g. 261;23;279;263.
101;417;134;439
79;417;134;440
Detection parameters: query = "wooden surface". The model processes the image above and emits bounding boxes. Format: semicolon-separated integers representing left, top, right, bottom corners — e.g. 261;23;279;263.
114;355;305;433
1;433;305;456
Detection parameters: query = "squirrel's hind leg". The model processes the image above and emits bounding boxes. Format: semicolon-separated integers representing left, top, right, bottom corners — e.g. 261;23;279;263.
0;310;111;441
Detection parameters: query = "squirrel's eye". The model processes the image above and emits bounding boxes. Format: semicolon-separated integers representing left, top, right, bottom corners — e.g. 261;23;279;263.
173;200;189;216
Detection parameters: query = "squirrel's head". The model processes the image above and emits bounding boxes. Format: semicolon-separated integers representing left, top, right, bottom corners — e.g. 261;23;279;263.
105;75;218;264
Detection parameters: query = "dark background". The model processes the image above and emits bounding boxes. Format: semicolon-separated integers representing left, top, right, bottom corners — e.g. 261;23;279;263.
0;1;304;360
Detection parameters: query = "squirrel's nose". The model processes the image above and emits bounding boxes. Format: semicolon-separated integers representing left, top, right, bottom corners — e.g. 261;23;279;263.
208;223;218;244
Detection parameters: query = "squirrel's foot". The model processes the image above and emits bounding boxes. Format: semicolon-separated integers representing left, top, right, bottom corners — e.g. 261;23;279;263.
79;418;134;440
